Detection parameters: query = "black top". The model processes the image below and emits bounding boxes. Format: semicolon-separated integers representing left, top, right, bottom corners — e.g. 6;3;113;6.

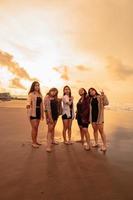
50;99;58;121
30;96;42;119
36;97;42;107
91;97;98;122
77;100;82;114
76;97;90;124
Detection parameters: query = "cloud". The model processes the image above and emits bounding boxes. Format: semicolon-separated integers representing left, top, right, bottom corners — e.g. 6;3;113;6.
53;66;70;81
9;77;26;90
60;66;69;81
8;41;39;60
106;56;133;80
0;50;35;81
53;64;91;82
53;67;61;73
76;80;83;83
75;65;90;71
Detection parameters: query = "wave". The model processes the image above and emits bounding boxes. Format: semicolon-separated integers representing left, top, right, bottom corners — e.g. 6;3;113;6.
106;104;133;112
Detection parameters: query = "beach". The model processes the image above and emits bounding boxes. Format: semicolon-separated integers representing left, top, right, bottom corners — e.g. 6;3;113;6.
0;100;133;200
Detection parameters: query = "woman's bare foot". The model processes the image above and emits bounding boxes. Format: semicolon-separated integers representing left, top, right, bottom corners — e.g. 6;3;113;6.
52;141;59;145
68;140;73;145
84;144;91;151
32;143;39;148
64;141;69;145
46;147;52;152
36;142;42;145
100;145;107;152
92;143;99;148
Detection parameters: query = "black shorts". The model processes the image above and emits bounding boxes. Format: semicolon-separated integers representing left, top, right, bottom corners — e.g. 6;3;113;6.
77;115;89;128
52;115;58;121
30;108;41;120
62;113;72;120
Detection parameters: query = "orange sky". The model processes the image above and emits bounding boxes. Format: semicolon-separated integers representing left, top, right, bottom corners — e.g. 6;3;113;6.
0;0;133;104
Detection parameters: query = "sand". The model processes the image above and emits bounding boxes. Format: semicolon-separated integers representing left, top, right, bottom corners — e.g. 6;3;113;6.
0;101;133;200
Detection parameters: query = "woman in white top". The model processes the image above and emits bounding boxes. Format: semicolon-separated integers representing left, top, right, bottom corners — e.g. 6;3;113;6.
62;86;74;144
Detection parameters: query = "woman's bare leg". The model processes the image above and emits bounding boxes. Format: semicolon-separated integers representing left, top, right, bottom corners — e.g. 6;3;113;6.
62;119;69;143
46;123;54;151
68;119;72;143
51;121;58;144
83;128;91;150
98;124;107;150
79;126;84;144
35;120;40;144
30;119;39;144
92;123;98;146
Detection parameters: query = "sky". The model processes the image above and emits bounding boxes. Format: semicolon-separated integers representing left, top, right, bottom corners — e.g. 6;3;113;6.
0;0;133;105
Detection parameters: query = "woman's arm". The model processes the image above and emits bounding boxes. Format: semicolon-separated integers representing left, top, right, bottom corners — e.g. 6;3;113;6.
57;98;62;115
44;96;53;123
26;93;32;109
62;95;73;105
103;95;109;106
40;100;44;120
100;91;109;106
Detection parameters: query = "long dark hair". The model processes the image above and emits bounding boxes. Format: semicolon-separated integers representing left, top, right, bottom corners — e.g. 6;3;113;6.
47;88;58;99
63;85;71;97
80;88;87;99
28;81;41;95
63;85;73;109
88;87;99;97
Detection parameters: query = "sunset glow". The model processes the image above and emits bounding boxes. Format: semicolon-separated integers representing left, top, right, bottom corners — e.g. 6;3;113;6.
0;0;133;105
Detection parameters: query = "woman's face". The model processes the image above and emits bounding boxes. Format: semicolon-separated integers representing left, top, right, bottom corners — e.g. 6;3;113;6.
64;87;70;95
34;83;40;92
79;88;85;96
50;90;57;97
89;89;96;97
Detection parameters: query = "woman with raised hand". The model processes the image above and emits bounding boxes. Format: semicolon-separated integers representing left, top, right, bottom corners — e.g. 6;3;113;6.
76;88;91;150
62;85;74;144
88;88;109;151
44;88;60;152
26;81;44;148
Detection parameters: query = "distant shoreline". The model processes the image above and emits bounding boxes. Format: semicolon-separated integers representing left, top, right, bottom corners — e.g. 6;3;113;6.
0;98;27;101
0;99;133;112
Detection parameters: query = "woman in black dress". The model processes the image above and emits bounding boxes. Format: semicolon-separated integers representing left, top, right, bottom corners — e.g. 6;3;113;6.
76;88;91;150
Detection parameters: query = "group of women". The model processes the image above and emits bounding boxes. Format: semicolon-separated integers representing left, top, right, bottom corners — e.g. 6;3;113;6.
26;81;109;153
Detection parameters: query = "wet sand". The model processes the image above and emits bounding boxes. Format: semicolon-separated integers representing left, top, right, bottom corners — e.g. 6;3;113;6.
0;102;133;200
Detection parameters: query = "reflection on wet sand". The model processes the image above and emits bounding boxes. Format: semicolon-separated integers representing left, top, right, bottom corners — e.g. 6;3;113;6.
0;101;133;199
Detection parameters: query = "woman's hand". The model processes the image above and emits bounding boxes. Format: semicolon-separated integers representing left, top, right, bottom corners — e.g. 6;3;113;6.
69;96;74;101
49;118;54;124
26;105;30;109
100;90;105;100
41;115;44;121
100;89;104;96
